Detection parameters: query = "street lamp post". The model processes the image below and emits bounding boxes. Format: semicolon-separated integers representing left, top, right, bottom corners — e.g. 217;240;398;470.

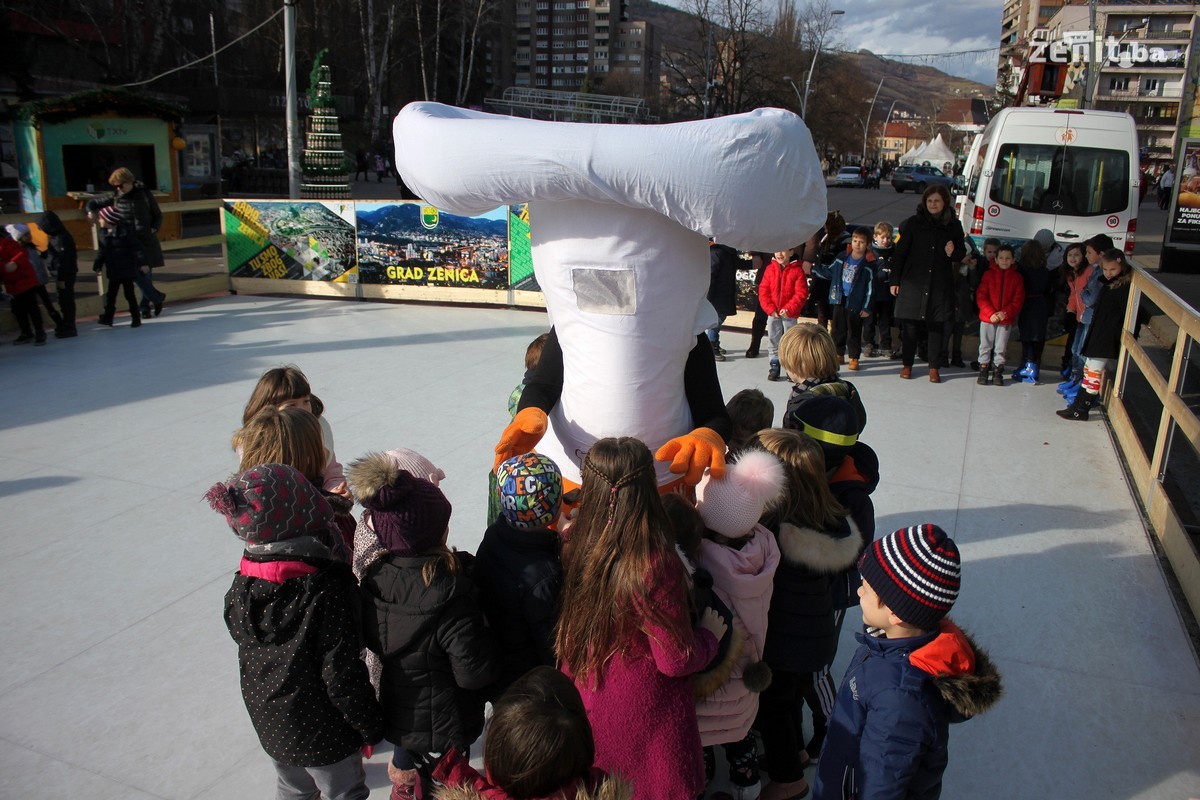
782;76;803;109
861;77;884;166
801;8;845;120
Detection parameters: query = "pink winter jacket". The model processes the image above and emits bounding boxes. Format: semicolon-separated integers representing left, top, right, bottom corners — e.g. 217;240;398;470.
694;524;781;746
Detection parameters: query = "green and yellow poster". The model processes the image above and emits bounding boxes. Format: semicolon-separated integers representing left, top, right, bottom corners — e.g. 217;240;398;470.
223;200;358;281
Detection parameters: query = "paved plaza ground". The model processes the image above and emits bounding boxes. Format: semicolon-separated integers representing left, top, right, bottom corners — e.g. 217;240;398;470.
0;293;1198;799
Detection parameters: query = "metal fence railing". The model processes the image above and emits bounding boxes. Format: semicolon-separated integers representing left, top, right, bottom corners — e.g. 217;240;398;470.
1110;266;1200;621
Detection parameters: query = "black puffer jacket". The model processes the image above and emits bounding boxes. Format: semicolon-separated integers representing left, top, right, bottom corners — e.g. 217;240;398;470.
93;224;147;281
473;519;562;698
361;552;497;752
1081;275;1132;360
762;517;864;673
224;560;384;767
39;211;77;278
87;182;164;267
708;243;741;318
891;204;967;323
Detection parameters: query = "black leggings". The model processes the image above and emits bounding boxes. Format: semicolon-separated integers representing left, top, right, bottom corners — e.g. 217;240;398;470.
902;320;945;368
104;277;139;318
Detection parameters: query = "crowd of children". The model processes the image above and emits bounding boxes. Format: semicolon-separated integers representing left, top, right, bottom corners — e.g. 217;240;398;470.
747;221;1133;421
212;348;1000;800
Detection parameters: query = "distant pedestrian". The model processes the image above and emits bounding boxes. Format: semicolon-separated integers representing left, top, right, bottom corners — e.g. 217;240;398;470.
5;223;63;332
1157;166;1175;209
86;168;166;317
39;211;78;338
92;206;146;328
1;234;47;345
354;148;369;181
374;154;387;183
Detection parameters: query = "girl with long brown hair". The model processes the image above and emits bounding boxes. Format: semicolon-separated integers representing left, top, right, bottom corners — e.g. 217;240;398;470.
555;437;727;800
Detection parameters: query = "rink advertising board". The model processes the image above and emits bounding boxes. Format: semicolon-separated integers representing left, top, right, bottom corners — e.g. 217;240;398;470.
1165;139;1200;249
355;202;509;289
508;204;538;292
223;200;358;281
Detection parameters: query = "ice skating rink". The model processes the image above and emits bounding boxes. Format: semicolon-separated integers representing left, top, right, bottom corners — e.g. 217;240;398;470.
1;294;1197;799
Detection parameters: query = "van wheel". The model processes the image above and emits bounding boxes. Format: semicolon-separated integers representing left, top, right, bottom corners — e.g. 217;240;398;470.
915;182;927;194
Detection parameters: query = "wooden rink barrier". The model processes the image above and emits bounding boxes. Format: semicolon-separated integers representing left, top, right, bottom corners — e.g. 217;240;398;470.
1109;265;1200;624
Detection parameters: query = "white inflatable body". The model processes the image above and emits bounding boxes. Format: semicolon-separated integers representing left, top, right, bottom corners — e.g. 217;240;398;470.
394;103;827;484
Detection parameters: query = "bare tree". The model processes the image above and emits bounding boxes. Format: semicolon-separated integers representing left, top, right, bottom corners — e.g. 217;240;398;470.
358;0;398;141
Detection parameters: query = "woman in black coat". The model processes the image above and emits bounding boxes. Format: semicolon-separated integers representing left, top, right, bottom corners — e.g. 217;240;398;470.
889;185;966;383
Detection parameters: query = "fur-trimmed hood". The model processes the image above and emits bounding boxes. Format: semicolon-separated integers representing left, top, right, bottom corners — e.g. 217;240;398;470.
433;749;633;800
345;451;398;507
913;620;1004;721
777;517;863;574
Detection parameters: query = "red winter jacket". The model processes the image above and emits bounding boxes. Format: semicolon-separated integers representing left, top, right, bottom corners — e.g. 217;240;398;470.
758;258;809;318
0;238;39;297
976;263;1025;325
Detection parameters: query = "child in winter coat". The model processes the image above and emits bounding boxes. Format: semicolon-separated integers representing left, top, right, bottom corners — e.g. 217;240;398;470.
975;244;1025;386
863;222;895;359
755;429;865;800
812;525;1002;800
5;222;63;332
693;449;785;800
346;447;447;693
758;246;810;382
433;666;633;800
1064;234;1114;388
813;228;875;371
1;236;47;345
241;365;347;496
1012;239;1054;385
210;463;384;800
39;211;78;338
92;206;146;328
1059;243;1088;377
476;452;565;698
556;437;727;800
234;406;355;561
354;463;497;800
1058;249;1135;422
779;322;867;434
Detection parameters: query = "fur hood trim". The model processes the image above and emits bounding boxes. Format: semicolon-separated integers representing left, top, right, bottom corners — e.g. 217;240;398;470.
931;628;1004;720
434;773;633;800
693;625;745;699
345;451;398;507
777;518;863;573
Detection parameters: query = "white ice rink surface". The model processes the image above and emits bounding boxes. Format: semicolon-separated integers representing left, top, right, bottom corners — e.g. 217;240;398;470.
1;294;1197;799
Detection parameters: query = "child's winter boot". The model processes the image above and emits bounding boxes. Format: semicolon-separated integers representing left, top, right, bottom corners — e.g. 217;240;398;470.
1020;360;1039;384
1056;390;1095;421
976;363;992;385
768;360;781;381
1011;362;1029;382
388;763;421;800
992;366;1005;386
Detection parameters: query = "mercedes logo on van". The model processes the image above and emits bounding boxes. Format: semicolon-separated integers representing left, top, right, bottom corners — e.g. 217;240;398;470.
1051;200;1065;212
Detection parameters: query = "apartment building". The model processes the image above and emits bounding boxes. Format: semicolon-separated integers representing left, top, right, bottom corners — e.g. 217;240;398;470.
511;0;657;98
1033;2;1199;173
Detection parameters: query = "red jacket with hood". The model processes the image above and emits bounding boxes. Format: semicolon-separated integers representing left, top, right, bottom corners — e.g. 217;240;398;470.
976;262;1025;325
758;258;809;318
0;238;39;297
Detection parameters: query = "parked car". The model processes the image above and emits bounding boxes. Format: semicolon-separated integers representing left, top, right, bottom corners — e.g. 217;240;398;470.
891;164;956;193
834;166;865;188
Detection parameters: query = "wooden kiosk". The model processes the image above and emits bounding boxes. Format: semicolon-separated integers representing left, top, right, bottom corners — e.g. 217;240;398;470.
13;89;184;249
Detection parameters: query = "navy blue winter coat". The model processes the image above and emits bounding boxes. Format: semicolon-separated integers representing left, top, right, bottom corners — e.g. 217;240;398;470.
816;252;875;314
812;621;1002;800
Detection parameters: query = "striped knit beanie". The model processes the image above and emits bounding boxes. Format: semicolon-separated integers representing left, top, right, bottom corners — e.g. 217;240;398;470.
858;524;960;630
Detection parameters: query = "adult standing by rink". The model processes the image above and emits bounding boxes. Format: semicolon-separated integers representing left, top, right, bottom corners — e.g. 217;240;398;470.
87;168;167;318
889;184;966;383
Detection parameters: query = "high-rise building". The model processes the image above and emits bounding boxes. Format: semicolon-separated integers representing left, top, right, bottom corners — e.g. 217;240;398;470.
511;0;656;98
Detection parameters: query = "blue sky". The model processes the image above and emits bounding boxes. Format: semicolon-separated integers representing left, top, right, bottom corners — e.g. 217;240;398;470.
828;0;1002;86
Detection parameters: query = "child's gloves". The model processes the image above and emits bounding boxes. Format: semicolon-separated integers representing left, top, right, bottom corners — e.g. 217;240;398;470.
655;427;726;486
493;407;548;470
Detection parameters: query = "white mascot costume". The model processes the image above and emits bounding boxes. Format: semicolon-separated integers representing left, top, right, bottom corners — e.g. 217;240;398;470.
393;103;826;492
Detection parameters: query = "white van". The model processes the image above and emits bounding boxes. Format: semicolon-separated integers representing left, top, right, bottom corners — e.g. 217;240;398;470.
956;108;1139;254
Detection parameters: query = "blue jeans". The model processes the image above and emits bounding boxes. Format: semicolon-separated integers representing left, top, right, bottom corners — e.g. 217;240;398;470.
134;269;165;312
1071;321;1091;372
705;315;728;344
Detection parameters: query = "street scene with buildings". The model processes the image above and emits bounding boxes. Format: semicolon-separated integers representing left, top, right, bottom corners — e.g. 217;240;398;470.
1;1;1199;799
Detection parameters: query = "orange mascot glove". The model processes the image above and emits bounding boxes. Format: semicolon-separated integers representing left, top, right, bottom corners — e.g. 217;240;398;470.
654;427;727;486
493;407;549;470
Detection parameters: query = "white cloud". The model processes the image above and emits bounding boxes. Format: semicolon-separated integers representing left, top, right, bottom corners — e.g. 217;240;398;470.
822;0;1002;85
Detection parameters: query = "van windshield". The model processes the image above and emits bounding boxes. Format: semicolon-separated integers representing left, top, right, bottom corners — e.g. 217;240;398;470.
989;143;1129;216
